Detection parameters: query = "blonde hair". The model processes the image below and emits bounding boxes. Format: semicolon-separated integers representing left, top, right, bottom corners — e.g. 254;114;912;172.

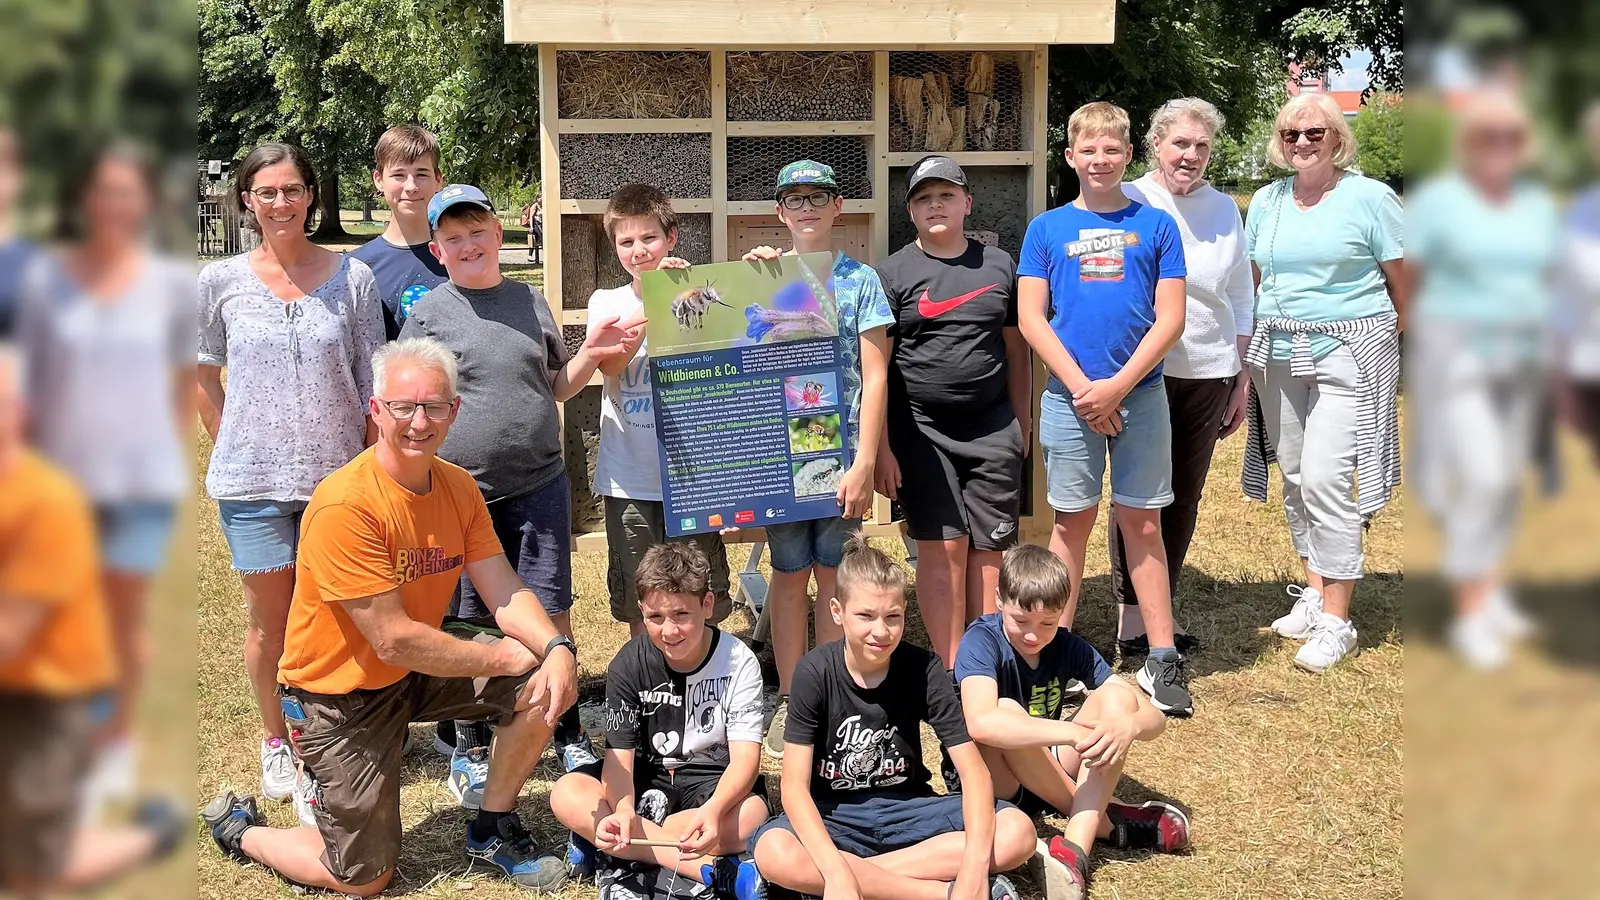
372;338;458;398
1265;92;1358;170
374;125;441;176
1068;101;1132;147
1146;98;1226;156
1453;88;1533;162
835;532;907;607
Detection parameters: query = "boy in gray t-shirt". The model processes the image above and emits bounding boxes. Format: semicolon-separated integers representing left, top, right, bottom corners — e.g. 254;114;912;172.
397;184;644;797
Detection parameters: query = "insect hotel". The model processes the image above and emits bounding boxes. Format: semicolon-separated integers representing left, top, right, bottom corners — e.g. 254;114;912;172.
506;0;1113;626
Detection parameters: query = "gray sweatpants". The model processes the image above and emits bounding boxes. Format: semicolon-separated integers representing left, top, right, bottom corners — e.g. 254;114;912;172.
1251;345;1364;581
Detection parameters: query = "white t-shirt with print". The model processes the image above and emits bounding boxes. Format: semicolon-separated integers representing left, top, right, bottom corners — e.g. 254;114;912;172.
588;285;663;500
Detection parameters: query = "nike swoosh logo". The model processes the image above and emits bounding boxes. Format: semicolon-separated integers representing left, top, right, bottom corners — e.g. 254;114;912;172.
918;283;1000;317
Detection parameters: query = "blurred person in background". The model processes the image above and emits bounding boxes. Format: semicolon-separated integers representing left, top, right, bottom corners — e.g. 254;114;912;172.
196;142;384;806
18;140;193;806
1560;101;1600;464
1111;97;1254;658
1243;92;1405;673
0;127;38;337
0;344;182;897
1409;90;1559;669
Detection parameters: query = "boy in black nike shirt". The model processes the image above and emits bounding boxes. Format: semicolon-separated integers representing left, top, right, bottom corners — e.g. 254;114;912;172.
550;544;769;900
748;534;1034;900
874;156;1031;670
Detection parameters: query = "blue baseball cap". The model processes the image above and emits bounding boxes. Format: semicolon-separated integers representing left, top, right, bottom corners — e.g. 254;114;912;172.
428;184;494;230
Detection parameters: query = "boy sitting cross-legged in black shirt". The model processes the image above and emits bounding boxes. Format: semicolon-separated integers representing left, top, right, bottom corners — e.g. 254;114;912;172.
550;543;770;900
955;545;1188;900
749;533;1035;900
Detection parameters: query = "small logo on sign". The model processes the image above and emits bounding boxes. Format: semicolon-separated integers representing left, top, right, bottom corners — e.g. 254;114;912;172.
765;508;784;518
708;514;724;527
680;517;696;530
734;510;755;525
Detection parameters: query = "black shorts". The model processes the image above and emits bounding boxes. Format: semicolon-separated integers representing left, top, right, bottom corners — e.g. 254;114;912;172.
633;764;769;816
888;399;1023;551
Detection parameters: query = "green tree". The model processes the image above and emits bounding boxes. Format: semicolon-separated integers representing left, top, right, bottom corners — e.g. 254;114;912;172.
1352;93;1402;185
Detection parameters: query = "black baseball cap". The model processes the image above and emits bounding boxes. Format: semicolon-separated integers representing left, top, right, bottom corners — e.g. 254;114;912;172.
905;155;969;202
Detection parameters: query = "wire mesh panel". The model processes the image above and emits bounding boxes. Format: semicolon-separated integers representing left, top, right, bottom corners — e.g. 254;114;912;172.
558;132;712;199
888;51;1028;152
727;136;871;202
557;51;712;119
888;166;1030;255
725;52;874;121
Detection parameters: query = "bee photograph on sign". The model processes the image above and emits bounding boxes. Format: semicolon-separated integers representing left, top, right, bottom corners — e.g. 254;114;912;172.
641;251;838;354
783;372;839;412
788;413;842;454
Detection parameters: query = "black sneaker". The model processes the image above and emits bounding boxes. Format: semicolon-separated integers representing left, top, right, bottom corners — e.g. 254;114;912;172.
200;790;263;861
1118;632;1202;659
557;728;603;773
702;853;767;900
1136;655;1193;717
465;812;569;890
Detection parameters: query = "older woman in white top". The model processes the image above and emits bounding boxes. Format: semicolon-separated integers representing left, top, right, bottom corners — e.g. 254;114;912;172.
1562;102;1600;467
1107;98;1254;657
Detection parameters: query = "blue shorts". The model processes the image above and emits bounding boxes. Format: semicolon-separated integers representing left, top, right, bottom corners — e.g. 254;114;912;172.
765;516;862;573
454;473;574;618
216;499;308;574
95;501;177;575
749;793;1017;859
1040;382;1174;513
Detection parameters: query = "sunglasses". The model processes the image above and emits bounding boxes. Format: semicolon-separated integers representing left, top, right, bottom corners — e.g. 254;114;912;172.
779;191;838;210
1279;127;1328;144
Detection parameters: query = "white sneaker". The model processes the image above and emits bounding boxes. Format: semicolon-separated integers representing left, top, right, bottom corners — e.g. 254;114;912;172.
1294;613;1358;673
292;769;320;827
1485;587;1535;641
1271;585;1324;640
260;737;297;802
78;738;137;826
1450;609;1509;670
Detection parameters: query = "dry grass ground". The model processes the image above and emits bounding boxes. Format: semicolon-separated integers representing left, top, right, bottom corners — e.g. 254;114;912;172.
196;421;1405;899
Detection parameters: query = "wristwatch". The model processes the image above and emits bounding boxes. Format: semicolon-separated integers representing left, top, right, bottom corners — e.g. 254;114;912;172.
543;634;577;661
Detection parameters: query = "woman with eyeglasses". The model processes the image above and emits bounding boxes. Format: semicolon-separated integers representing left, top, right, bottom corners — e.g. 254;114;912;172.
17;141;193;806
1409;90;1560;669
196;142;384;805
1242;92;1405;674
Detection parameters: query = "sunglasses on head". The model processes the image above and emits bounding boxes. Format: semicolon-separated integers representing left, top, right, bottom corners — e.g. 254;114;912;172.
1279;127;1328;144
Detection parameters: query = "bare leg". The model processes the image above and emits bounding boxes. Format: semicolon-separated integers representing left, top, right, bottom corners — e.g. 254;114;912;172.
552;773;768;878
914;539;970;668
240;825;391;896
1112;506;1175;649
752;829;949;900
965;549;1003;621
103;570;152;740
770;568;814;694
1055;686;1139;853
812;564;842;646
241;567;296;740
980;700;1112;848
866;807;1035;876
1319;577;1354;621
55;825;158;891
481;705;558;814
1048;509;1098;629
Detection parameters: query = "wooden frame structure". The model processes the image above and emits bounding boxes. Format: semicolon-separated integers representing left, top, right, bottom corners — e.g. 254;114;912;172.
508;2;1114;553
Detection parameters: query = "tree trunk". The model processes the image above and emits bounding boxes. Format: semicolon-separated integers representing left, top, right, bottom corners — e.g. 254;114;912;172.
361;193;375;223
310;155;349;241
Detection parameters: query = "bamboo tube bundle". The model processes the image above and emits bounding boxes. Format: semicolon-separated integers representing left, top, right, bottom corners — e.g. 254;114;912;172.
726;52;873;120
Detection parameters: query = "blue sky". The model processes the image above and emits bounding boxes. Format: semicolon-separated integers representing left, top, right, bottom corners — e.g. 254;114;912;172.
1326;50;1373;90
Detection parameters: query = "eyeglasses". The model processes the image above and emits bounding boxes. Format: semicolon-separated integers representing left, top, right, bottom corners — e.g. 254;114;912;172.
380;398;457;420
779;191;837;210
1279;127;1328;144
249;184;308;203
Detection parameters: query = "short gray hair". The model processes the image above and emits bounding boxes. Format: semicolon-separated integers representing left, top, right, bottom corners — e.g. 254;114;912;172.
1147;98;1226;155
372;337;458;398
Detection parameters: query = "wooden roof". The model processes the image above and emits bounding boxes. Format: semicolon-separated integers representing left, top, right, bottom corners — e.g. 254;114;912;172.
504;0;1114;47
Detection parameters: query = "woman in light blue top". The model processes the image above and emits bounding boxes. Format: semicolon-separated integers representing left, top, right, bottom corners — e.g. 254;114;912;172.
1243;91;1405;674
1409;90;1560;669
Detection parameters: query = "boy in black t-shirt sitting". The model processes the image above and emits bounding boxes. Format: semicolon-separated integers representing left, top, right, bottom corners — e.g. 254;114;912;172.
955;546;1188;900
550;544;770;900
749;534;1034;900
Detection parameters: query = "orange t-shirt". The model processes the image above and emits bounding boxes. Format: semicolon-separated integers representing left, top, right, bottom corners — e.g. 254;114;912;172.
0;451;116;696
278;446;502;694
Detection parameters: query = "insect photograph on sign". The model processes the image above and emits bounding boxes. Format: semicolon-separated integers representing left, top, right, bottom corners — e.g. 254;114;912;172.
641;252;838;354
671;280;733;330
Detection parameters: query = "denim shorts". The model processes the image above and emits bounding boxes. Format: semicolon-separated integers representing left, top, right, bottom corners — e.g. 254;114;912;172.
1040;382;1174;513
215;499;308;574
765;516;862;573
749;793;1018;858
95;501;178;575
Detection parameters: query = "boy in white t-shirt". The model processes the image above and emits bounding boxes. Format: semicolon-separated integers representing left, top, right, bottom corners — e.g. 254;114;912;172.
589;183;732;636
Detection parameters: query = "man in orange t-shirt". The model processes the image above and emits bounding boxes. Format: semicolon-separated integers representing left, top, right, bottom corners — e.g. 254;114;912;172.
0;344;181;895
202;337;580;897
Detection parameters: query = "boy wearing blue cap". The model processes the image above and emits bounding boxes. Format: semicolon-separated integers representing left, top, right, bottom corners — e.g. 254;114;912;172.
740;161;894;760
397;185;642;810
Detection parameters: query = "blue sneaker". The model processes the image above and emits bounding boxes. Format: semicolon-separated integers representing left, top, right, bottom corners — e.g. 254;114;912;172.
449;746;490;810
557;730;602;774
465;813;569;890
566;831;598;880
200;790;263;861
702;854;766;900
